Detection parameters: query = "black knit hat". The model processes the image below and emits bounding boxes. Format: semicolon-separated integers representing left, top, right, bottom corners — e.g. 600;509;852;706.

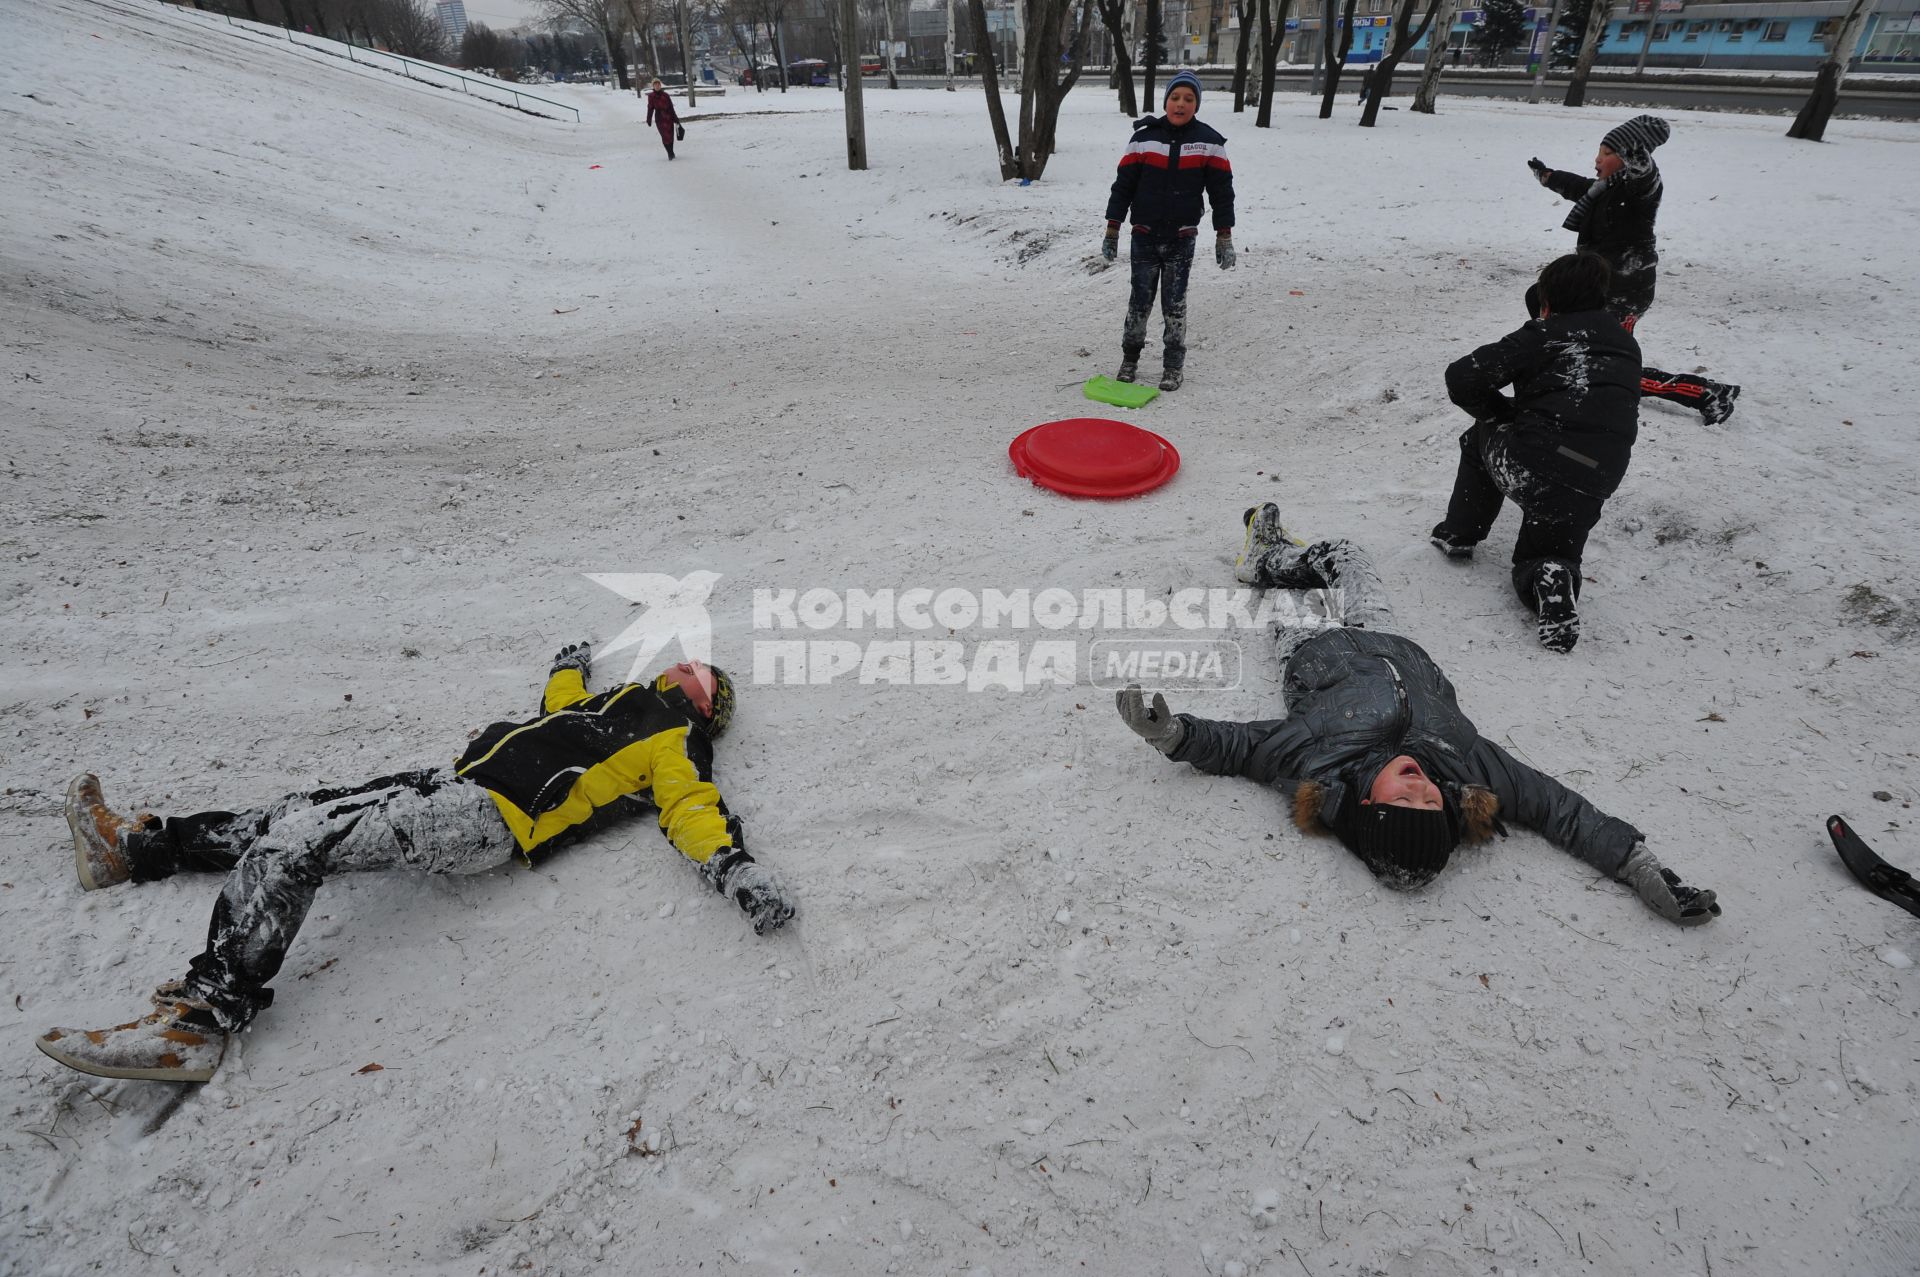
1600;115;1670;161
1327;789;1459;890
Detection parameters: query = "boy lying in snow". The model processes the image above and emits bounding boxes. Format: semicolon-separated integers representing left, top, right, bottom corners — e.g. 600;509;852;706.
39;644;794;1083
1117;508;1721;924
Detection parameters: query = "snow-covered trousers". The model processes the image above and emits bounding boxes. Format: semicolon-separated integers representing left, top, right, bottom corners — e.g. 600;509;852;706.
1252;539;1397;665
1123;233;1196;370
1441;419;1606;608
128;769;517;1030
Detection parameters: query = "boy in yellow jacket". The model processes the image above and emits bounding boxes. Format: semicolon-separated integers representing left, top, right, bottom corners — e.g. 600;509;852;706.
37;642;792;1083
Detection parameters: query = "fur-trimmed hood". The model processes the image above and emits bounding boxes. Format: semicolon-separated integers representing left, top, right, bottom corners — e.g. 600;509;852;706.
1291;777;1503;845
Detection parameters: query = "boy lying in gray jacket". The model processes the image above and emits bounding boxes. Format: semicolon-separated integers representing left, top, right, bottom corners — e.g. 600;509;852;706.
1116;504;1720;925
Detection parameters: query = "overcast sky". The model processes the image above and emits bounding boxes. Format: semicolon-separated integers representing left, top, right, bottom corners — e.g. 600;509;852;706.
458;0;548;31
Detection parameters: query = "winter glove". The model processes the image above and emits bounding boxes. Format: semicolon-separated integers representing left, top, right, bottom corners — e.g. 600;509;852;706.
1101;222;1119;262
549;641;592;678
721;860;796;935
1116;684;1186;756
1619;843;1721;927
1528;157;1550;186
1215;233;1235;271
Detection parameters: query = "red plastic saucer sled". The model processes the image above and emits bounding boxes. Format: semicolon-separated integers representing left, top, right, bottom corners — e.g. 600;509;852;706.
1009;417;1180;499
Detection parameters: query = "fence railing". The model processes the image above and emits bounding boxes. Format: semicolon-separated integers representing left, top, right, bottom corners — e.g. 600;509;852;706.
167;4;580;123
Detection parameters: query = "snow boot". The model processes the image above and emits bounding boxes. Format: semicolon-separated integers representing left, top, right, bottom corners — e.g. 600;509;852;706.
1699;383;1740;426
37;998;228;1083
1532;563;1580;654
1828;815;1920;919
1158;367;1183;393
66;773;137;891
1116;354;1140;384
1236;503;1305;585
1428;522;1476;560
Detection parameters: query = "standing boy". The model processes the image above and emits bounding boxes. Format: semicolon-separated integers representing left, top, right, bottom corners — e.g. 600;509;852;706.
1102;70;1236;393
1529;115;1739;423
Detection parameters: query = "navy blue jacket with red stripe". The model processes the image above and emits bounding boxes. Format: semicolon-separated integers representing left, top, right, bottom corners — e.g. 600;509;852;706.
1104;115;1235;240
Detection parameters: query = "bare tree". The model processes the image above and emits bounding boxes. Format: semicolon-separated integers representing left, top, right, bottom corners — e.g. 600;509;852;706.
1788;0;1873;142
1560;0;1609;107
1011;0;1095;178
1094;0;1139;115
1357;0;1441;126
1252;0;1293;128
543;0;634;88
363;0;449;59
966;0;1017;177
1142;0;1160;106
1410;0;1461;113
1230;0;1253;111
1316;0;1356;119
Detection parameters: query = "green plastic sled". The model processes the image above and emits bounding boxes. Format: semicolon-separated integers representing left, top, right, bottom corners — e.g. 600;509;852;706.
1083;375;1160;409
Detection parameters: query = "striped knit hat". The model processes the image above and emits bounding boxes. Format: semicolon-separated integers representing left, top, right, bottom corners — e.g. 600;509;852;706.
1601;115;1671;161
1165;70;1202;110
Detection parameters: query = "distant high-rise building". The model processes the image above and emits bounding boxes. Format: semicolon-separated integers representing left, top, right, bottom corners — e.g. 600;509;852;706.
435;0;469;41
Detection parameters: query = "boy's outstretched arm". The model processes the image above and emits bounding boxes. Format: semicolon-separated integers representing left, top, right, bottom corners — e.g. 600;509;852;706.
650;728;794;934
1467;737;1720;926
1116;685;1304;781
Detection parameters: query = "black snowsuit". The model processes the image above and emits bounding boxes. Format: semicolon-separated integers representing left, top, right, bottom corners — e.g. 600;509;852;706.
1438;309;1643;605
1169;605;1645;880
1537;163;1735;414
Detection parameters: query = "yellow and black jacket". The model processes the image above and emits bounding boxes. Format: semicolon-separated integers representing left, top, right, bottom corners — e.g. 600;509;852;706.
453;668;739;866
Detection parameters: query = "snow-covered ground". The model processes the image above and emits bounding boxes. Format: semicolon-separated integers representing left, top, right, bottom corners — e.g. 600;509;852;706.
4;1;1919;1274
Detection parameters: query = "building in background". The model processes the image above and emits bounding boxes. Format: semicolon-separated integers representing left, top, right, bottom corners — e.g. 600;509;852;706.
435;0;469;43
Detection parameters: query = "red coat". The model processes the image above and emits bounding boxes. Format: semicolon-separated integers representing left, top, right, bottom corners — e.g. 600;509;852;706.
645;89;677;127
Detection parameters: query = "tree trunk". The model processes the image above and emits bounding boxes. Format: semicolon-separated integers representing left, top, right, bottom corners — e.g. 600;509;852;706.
242;0;262;21
1206;0;1222;62
886;0;899;89
679;3;697;105
1358;0;1440;126
1143;0;1160;105
1255;0;1291;128
1317;0;1356;118
840;0;866;167
604;23;633;89
1561;0;1610;107
1788;0;1872;141
1096;0;1139;114
1410;0;1458;112
968;0;1018;179
1231;0;1253;111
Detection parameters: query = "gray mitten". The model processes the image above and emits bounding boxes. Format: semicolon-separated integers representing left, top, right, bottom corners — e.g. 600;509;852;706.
1619;843;1720;927
550;641;592;677
721;860;796;936
1116;684;1186;756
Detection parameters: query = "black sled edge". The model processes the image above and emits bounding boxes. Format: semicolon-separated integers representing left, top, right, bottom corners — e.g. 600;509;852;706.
1828;814;1920;919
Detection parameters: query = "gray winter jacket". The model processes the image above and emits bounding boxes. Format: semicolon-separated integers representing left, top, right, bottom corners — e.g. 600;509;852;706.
1167;627;1643;876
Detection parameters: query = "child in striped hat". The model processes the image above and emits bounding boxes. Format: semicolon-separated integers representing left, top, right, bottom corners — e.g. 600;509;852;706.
1528;115;1741;425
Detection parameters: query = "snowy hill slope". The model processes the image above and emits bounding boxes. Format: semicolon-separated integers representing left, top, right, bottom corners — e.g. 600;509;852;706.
3;0;1919;1274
